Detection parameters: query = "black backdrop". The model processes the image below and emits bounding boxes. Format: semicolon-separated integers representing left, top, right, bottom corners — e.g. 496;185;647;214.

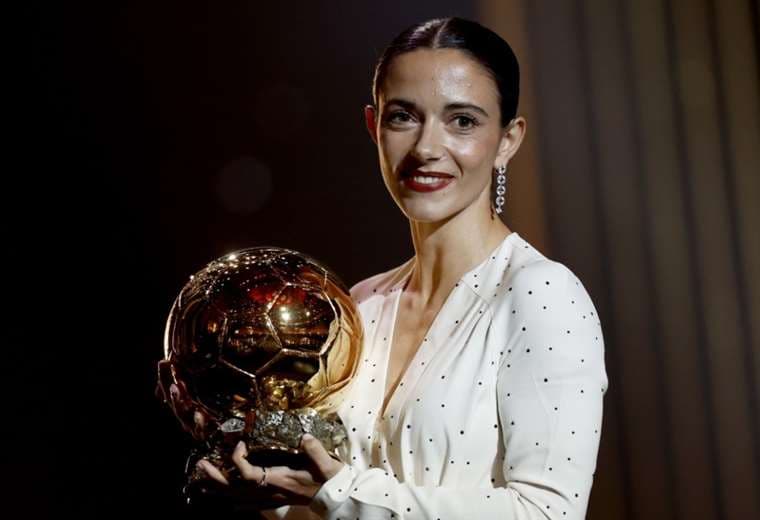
14;1;474;517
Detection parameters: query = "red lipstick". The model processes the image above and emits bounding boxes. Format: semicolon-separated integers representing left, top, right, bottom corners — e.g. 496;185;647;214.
400;169;455;192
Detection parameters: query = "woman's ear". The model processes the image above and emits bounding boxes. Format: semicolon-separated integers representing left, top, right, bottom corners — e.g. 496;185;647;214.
496;116;527;165
364;105;378;145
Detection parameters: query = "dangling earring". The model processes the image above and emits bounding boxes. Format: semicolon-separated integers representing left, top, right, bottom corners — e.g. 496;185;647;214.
494;164;507;214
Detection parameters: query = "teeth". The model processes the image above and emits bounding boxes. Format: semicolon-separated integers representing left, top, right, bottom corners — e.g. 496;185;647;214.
411;176;447;184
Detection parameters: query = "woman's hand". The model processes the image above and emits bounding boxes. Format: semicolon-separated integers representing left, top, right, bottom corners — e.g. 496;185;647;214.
156;360;213;442
195;434;347;510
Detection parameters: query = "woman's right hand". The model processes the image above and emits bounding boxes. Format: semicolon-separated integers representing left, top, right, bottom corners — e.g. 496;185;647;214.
193;437;343;512
191;458;308;512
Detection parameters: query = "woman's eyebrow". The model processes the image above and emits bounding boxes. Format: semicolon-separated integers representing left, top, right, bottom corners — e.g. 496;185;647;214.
385;98;489;118
445;102;489;118
385;98;417;111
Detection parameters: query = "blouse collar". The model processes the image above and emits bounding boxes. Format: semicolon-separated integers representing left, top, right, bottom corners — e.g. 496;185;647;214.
387;231;522;302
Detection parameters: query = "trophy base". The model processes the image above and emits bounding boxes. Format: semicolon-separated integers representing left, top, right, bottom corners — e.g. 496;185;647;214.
183;406;347;502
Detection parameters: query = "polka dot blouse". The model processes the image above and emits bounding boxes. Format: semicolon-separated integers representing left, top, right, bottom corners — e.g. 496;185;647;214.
262;231;608;520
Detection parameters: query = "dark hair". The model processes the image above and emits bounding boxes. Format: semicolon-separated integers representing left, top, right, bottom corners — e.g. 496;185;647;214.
372;17;520;127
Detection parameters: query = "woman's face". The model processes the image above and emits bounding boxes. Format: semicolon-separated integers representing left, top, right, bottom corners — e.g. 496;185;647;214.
365;48;522;223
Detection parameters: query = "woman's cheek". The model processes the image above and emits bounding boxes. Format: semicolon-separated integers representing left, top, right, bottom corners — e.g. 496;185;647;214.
448;140;488;174
381;131;414;161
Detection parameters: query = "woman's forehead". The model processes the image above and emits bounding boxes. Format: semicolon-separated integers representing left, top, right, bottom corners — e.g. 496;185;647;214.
380;49;497;107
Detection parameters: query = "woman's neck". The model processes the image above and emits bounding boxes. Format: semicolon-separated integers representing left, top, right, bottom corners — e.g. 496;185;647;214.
405;201;512;307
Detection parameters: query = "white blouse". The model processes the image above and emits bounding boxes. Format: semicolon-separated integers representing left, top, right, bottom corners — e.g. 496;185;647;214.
263;231;608;520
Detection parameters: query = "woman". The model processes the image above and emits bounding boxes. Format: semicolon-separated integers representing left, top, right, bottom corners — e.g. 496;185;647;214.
198;16;608;520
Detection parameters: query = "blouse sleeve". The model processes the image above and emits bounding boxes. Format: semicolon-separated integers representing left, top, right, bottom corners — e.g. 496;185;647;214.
307;261;609;520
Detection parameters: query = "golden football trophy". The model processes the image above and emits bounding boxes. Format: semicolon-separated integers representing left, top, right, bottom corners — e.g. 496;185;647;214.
157;246;362;504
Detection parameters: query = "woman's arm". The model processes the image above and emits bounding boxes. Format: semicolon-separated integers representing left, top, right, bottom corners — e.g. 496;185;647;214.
308;263;608;520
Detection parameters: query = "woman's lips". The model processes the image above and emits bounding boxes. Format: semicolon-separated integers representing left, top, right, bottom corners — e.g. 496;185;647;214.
400;169;455;193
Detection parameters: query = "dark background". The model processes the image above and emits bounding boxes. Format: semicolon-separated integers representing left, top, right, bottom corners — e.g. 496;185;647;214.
11;1;760;519
14;1;475;518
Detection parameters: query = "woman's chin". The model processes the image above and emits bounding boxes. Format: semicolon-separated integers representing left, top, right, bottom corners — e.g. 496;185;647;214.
398;202;457;224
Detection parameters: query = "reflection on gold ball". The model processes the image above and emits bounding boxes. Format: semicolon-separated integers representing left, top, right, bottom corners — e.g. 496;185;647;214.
158;247;362;436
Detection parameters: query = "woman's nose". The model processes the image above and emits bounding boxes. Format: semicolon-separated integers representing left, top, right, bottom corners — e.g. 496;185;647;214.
412;120;444;161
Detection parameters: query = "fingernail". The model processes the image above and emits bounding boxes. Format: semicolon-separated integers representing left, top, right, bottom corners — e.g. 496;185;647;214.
303;433;313;441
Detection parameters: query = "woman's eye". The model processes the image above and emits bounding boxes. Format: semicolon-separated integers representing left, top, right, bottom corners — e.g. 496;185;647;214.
387;111;413;124
453;115;478;129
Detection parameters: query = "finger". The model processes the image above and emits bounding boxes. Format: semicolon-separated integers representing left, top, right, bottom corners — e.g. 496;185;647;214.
197;459;229;485
167;383;191;421
300;434;341;478
192;410;207;439
156;361;173;403
231;441;263;482
169;383;180;401
233;439;248;459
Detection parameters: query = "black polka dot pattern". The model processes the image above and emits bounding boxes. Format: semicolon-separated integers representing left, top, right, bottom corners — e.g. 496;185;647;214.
309;232;607;519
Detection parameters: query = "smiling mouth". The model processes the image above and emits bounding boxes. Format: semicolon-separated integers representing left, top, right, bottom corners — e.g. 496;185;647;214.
399;169;455;192
400;169;455;180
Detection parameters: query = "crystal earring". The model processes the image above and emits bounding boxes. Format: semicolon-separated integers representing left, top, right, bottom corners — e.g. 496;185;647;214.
494;164;507;214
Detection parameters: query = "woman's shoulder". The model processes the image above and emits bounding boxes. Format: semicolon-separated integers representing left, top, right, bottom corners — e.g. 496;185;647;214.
504;237;574;290
492;237;604;363
509;259;573;292
494;236;594;313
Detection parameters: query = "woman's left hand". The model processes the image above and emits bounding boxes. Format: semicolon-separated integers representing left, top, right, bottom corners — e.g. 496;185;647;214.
196;433;346;507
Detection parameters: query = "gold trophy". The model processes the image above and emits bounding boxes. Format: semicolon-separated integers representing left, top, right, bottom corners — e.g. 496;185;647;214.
157;246;362;505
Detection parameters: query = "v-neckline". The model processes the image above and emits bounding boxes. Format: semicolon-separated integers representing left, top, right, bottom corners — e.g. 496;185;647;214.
377;231;518;420
379;270;415;419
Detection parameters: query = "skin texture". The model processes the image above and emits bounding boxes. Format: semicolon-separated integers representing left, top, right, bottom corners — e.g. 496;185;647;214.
195;436;344;511
365;48;526;331
196;47;527;511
